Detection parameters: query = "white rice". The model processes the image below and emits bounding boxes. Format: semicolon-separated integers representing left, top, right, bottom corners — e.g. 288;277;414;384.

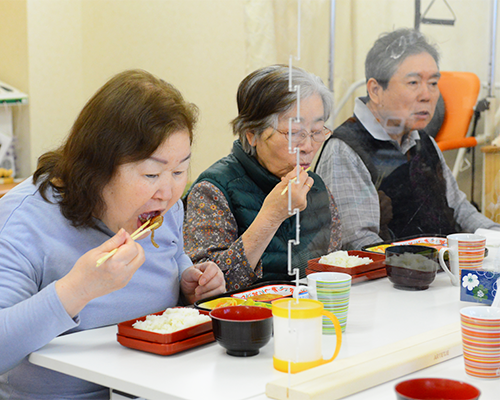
319;250;372;268
133;308;210;334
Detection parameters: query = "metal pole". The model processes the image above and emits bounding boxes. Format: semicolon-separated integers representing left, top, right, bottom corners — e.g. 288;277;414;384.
297;0;301;60
489;0;498;97
415;0;421;31
328;0;336;92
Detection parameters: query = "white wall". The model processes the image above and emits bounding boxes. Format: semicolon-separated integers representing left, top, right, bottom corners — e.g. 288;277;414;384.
26;0;84;172
0;0;497;199
79;0;247;181
1;0;248;182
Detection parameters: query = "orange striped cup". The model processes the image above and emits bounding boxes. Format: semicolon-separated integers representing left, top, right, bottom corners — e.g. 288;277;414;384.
439;234;486;286
460;306;500;379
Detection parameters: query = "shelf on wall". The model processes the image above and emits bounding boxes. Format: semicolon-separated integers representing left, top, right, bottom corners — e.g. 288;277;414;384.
0;81;28;105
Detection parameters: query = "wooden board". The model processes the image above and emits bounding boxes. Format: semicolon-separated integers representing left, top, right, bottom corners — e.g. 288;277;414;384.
266;323;462;400
481;145;500;222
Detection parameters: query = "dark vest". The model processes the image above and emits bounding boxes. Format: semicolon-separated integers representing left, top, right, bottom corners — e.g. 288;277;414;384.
190;140;332;281
321;116;457;239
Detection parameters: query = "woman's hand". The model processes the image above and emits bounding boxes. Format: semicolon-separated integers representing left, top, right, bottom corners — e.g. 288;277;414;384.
238;167;314;269
261;167;314;226
180;261;226;304
55;229;145;318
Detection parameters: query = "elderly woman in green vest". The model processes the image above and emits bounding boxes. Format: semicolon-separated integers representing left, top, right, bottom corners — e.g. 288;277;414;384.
184;65;342;291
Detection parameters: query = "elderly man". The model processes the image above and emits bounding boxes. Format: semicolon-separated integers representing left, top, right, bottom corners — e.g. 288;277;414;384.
315;28;500;250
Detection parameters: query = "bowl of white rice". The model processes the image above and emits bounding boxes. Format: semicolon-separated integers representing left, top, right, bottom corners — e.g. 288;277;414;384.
118;307;212;344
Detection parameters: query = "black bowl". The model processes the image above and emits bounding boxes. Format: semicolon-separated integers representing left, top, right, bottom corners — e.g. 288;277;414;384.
385;245;439;291
210;306;273;357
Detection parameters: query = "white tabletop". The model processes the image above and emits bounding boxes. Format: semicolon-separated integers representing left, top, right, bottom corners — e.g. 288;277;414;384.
30;273;499;400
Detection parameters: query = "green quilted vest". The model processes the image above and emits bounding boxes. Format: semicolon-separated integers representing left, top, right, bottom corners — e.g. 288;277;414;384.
190;140;332;281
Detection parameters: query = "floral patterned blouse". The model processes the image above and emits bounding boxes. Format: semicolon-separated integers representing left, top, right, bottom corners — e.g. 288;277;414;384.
183;181;342;291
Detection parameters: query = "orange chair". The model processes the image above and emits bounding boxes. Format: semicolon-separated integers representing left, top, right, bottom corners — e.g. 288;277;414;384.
435;71;481;152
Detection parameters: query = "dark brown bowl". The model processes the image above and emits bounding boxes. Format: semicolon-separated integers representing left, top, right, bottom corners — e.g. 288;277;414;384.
385;245;439;291
210;306;273;357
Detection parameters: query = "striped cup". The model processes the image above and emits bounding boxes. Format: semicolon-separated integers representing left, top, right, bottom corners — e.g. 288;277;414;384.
306;272;352;334
439;234;486;286
460;306;500;379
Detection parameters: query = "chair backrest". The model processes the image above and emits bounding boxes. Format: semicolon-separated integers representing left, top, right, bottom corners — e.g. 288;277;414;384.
435;71;481;151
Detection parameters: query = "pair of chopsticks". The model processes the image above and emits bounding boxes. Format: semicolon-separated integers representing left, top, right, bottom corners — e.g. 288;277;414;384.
281;167;311;195
95;219;161;267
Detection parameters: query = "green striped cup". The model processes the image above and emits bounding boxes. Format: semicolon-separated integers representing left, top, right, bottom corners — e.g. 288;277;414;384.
306;272;352;334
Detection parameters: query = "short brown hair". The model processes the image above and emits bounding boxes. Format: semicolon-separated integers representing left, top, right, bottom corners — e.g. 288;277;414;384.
33;69;198;227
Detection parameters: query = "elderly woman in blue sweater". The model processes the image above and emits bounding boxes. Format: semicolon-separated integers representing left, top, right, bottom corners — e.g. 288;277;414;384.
0;69;225;399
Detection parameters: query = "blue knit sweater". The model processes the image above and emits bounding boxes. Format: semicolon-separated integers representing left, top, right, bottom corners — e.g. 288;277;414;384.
0;178;191;399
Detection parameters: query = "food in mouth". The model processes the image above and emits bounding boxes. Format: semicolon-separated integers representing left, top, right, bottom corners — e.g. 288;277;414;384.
134;213;164;247
147;215;163;248
95;214;164;267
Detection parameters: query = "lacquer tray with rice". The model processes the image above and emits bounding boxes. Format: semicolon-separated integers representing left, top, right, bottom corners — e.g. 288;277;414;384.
117;308;214;355
306;250;387;284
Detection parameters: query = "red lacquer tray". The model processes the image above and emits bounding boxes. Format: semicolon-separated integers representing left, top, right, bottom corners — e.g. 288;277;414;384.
117;331;215;356
307;251;387;283
117;309;212;344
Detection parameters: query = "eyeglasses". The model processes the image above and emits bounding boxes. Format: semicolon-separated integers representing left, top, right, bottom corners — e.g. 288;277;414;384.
275;126;332;145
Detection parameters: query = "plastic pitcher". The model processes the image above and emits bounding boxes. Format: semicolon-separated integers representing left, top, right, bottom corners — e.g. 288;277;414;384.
272;298;342;373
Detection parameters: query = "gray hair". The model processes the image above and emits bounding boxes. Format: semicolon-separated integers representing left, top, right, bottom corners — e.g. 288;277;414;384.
231;65;333;155
365;28;440;89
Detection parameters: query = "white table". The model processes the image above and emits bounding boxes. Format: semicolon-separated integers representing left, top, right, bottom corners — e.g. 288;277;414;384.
30;273;499;400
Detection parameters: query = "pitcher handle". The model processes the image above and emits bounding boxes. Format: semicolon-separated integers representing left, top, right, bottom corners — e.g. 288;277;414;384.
321;309;342;364
439;247;458;286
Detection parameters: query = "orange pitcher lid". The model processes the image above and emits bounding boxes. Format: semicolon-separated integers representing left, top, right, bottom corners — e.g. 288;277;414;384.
272;298;324;319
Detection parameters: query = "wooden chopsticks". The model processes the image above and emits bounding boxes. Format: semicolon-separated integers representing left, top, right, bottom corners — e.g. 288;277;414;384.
281;167;311;195
95;219;161;267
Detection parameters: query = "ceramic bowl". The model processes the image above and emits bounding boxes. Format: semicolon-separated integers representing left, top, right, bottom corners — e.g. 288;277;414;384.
210;306;273;357
385;245;439;290
395;378;481;400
